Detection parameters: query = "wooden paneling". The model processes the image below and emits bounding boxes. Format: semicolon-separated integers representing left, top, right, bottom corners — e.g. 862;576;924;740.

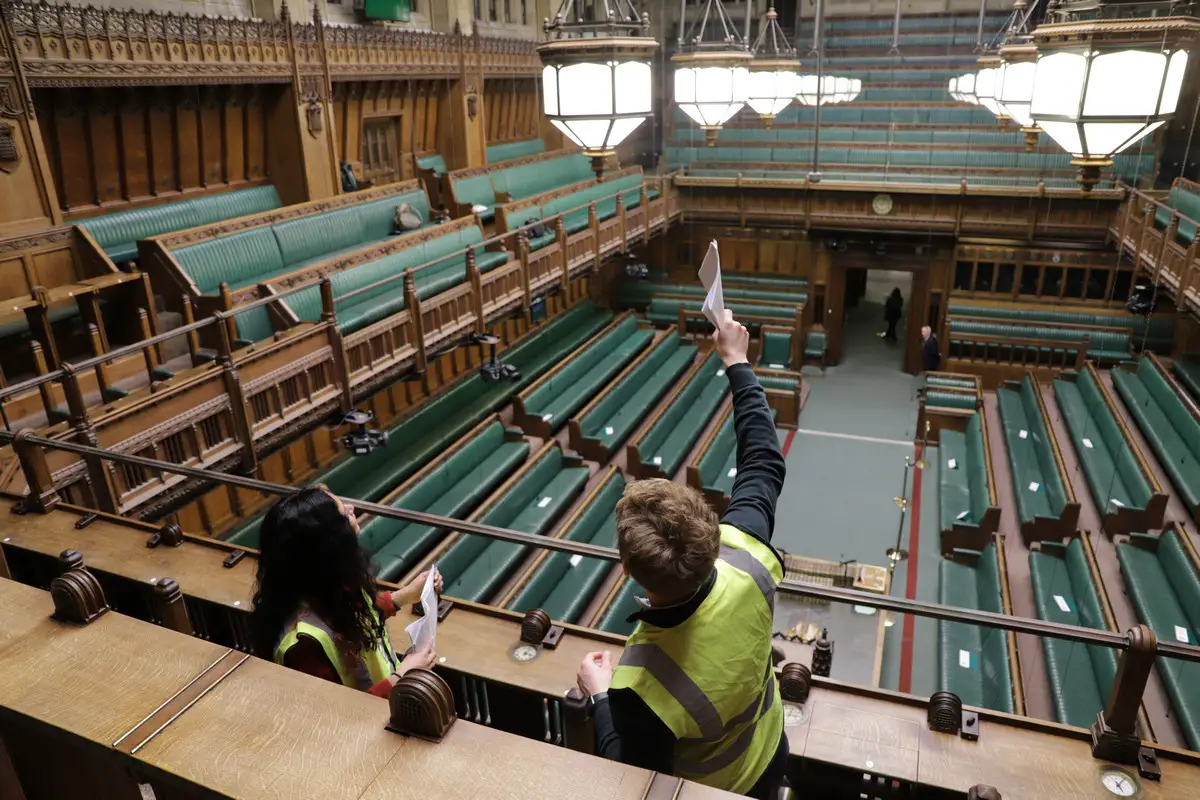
332;80;446;183
484;77;541;146
36;85;274;217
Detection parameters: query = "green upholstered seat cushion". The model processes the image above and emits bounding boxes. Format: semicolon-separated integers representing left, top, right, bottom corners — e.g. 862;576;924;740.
1053;378;1144;514
486;139;546;163
451;173;497;209
938;545;1014;713
173;227;287;294
597;578;641;635
646;297;799;325
996;385;1053;524
1116;537;1200;749
417;154;447;176
758;331;792;369
927;375;976;390
1172;357;1200;404
946;303;1173;349
636;354;729;476
939;429;973;531
805;330;827;358
926;389;975;410
223;302;613;547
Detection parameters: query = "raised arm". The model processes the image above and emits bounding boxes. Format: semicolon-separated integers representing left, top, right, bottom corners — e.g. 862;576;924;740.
712;312;786;544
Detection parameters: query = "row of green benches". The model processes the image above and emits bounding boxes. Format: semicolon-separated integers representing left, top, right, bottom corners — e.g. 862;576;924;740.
1155;182;1200;245
224;302;613;547
628;352;730;479
948;302;1174;351
621;280;807;308
503;171;654;251
949;319;1131;363
711;128;1029;145
1112;357;1200;519
689;405;778;511
449;150;594;223
938;412;994;540
666;147;1151;174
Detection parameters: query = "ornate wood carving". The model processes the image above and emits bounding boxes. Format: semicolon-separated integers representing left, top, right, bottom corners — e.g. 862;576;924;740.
387;668;457;742
49;553;108;624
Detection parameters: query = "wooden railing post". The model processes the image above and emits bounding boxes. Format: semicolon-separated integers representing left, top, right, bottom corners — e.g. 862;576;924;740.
1092;624;1156;766
1136;205;1155;273
404;272;427;373
26;286;59;368
792;305;805;368
1184;238;1199;299
153;577;194;636
589;202;600;271
467;249;484;334
1156;214;1178;286
137;308;163;383
60;363;119;514
12;428;59;512
517;230;532;315
1118;192;1135;249
617;191;628;251
180;295;203;366
218;282;239;346
556;217;568;292
677;305;687;336
214;313;257;475
320;278;353;413
85;323;114;402
640;185;650;231
29;341;59;423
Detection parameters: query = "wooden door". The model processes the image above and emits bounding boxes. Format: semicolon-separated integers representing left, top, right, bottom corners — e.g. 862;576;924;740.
903;267;930;375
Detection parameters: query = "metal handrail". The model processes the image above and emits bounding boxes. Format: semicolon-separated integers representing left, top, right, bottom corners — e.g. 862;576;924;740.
0;175;665;406
5;428;1200;663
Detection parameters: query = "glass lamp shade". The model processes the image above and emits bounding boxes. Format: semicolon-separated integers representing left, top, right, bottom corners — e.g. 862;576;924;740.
674;56;753;140
954;72;978;104
1030;47;1186;159
539;37;658;155
974;66;1005;118
997;59;1037;128
746;65;800;123
796;74;857;106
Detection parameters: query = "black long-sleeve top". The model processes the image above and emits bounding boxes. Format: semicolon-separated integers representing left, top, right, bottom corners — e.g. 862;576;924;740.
591;361;787;776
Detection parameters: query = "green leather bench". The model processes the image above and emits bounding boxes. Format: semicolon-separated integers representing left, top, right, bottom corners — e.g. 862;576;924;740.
417;154;447;177
439;446;591;602
487;139;546;163
79;185;282;264
1053;369;1153;516
1172;357;1200;403
950;319;1130;362
520;316;654;432
280;221;509;337
451;153;594;223
621;282;807;308
646;297;799;325
758;330;793;369
576;332;697;455
1116;530;1200;749
996;377;1071;530
506;471;625;623
1156;184;1200;244
697;407;779;498
938;413;991;532
223;302;612;547
360;421;532;581
171;186;431;296
758;375;797;393
805;329;827;362
925;389;976;411
1029;538;1117;729
1111;359;1200;514
503;172;655;249
927;375;976;391
937;543;1016;713
725;273;810;289
634;353;729;477
947;302;1174;351
597;578;641;635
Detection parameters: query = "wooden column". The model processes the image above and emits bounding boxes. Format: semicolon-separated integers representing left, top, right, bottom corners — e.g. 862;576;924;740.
320;278;353;413
440;29;487;170
12;428;58;512
405;272;427;373
153;578;194;636
60;363;119;514
467;249;484;333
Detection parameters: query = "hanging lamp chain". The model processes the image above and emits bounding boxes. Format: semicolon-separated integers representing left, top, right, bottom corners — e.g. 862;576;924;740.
751;6;797;57
680;0;750;51
544;0;650;38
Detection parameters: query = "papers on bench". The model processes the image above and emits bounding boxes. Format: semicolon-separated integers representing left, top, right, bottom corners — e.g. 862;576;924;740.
1019;429;1028;439
727;467;738;478
405;566;439;651
959;649;972;669
1110;498;1124;508
537;496;552;509
1028;481;1040;492
698;239;725;327
1054;594;1071;613
955;510;970;521
569;554;583;568
1177;625;1191;643
1082;437;1094;449
947;458;957;469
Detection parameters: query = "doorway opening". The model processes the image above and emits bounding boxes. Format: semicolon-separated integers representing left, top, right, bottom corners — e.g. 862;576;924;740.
840;268;913;371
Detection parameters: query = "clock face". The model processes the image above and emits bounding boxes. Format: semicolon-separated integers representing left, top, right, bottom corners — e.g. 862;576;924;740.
511;644;539;663
872;194;893;216
783;703;809;727
1100;767;1138;797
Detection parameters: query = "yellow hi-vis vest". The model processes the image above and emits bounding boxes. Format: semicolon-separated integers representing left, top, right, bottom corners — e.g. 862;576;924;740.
273;598;398;691
610;525;784;795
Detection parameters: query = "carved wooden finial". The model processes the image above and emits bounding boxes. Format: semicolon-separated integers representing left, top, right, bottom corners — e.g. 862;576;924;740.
154;577;182;604
520;608;551;644
386;668;457;742
50;566;108;625
58;548;84;573
811;628;833;677
779;662;811;703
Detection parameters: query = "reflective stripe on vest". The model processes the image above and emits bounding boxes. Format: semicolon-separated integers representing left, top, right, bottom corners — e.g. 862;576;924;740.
274;600;397;692
610;524;784;794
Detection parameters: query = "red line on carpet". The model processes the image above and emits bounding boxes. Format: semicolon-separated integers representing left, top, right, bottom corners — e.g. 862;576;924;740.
898;443;923;695
781;429;797;458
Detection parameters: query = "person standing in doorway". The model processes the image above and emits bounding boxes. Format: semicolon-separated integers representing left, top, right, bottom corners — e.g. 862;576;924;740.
883;288;903;342
921;325;941;372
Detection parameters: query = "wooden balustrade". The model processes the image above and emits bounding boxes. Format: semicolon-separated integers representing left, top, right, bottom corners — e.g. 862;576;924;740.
1110;183;1200;314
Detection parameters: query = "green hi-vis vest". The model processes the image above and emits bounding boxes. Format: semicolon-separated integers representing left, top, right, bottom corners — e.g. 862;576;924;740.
611;525;784;795
274;598;398;691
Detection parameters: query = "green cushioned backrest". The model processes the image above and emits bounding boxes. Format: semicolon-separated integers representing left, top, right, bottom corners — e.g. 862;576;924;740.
926;389;976;410
1138;358;1200;457
759;331;791;367
1079;369;1151;505
286;284;323;323
485;448;564;526
417;154;447;175
272;206;367;266
487;139;545;163
233;305;274;343
598;578;640;634
173;227;285;293
188;185;282;226
80;200;203;250
807;330;826;350
452;174;497;207
583;333;680;435
975;543;1015;711
505;202;546;232
640;352;720;455
927;375;977;390
1065;538;1119;692
698;409;737;488
1020;376;1068;514
938;557;984;707
524;316;639;411
966;413;991;523
1159;529;1200;632
356;196;407;241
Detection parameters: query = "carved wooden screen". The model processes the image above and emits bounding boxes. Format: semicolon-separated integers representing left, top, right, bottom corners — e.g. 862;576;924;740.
362;117;400;186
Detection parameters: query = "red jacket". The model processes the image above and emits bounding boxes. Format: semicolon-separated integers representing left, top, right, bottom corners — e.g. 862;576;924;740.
281;591;398;698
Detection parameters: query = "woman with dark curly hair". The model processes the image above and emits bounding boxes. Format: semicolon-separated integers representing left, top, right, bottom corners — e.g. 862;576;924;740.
250;486;441;697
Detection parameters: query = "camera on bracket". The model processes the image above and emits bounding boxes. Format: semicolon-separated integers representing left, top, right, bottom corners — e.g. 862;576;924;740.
475;333;521;383
623;254;649;280
340;409;388;456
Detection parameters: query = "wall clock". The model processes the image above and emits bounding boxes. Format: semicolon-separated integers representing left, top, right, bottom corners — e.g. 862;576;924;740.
872;193;893;216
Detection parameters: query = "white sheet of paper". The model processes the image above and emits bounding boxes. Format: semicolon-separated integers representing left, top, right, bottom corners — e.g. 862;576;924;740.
1054;594;1071;613
652;456;662;465
1111;498;1124;508
959;649;971;669
698;240;725;327
947;458;957;469
1029;481;1040;492
537;496;552;509
727;467;738;478
404;567;438;650
717;369;726;377
569;554;583;568
1082;438;1094;449
1019;429;1028;439
956;510;970;521
1176;625;1190;643
604;425;614;436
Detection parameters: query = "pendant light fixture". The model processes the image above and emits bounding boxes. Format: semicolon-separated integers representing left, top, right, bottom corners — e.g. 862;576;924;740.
951;72;979;105
974;56;1010;124
539;0;658;177
673;0;754;145
746;6;800;129
1030;13;1199;190
994;0;1042;151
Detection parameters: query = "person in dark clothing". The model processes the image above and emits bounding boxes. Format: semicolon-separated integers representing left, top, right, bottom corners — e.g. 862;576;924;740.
883;288;903;341
921;325;941;372
576;309;788;798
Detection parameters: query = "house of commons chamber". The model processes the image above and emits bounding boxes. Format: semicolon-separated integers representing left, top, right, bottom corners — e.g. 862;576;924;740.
14;0;1200;796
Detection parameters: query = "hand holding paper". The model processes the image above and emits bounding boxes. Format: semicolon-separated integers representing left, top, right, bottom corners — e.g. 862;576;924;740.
404;565;440;651
698;239;726;327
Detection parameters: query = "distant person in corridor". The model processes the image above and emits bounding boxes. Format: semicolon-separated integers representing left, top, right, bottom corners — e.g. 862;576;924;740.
883;288;903;341
250;486;440;697
576;309;788;798
921;325;941;372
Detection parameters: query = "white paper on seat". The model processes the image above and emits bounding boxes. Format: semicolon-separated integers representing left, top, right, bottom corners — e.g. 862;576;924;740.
727;467;738;478
1082;438;1094;449
604;426;614;435
947;458;957;469
652;456;662;465
717;369;726;377
1110;498;1124;508
1019;429;1028;439
959;649;971;669
542;413;553;421
1054;594;1071;613
955;510;970;521
537;496;552;508
404;567;439;650
1029;482;1040;492
569;554;583;568
1176;625;1190;644
698;239;725;327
